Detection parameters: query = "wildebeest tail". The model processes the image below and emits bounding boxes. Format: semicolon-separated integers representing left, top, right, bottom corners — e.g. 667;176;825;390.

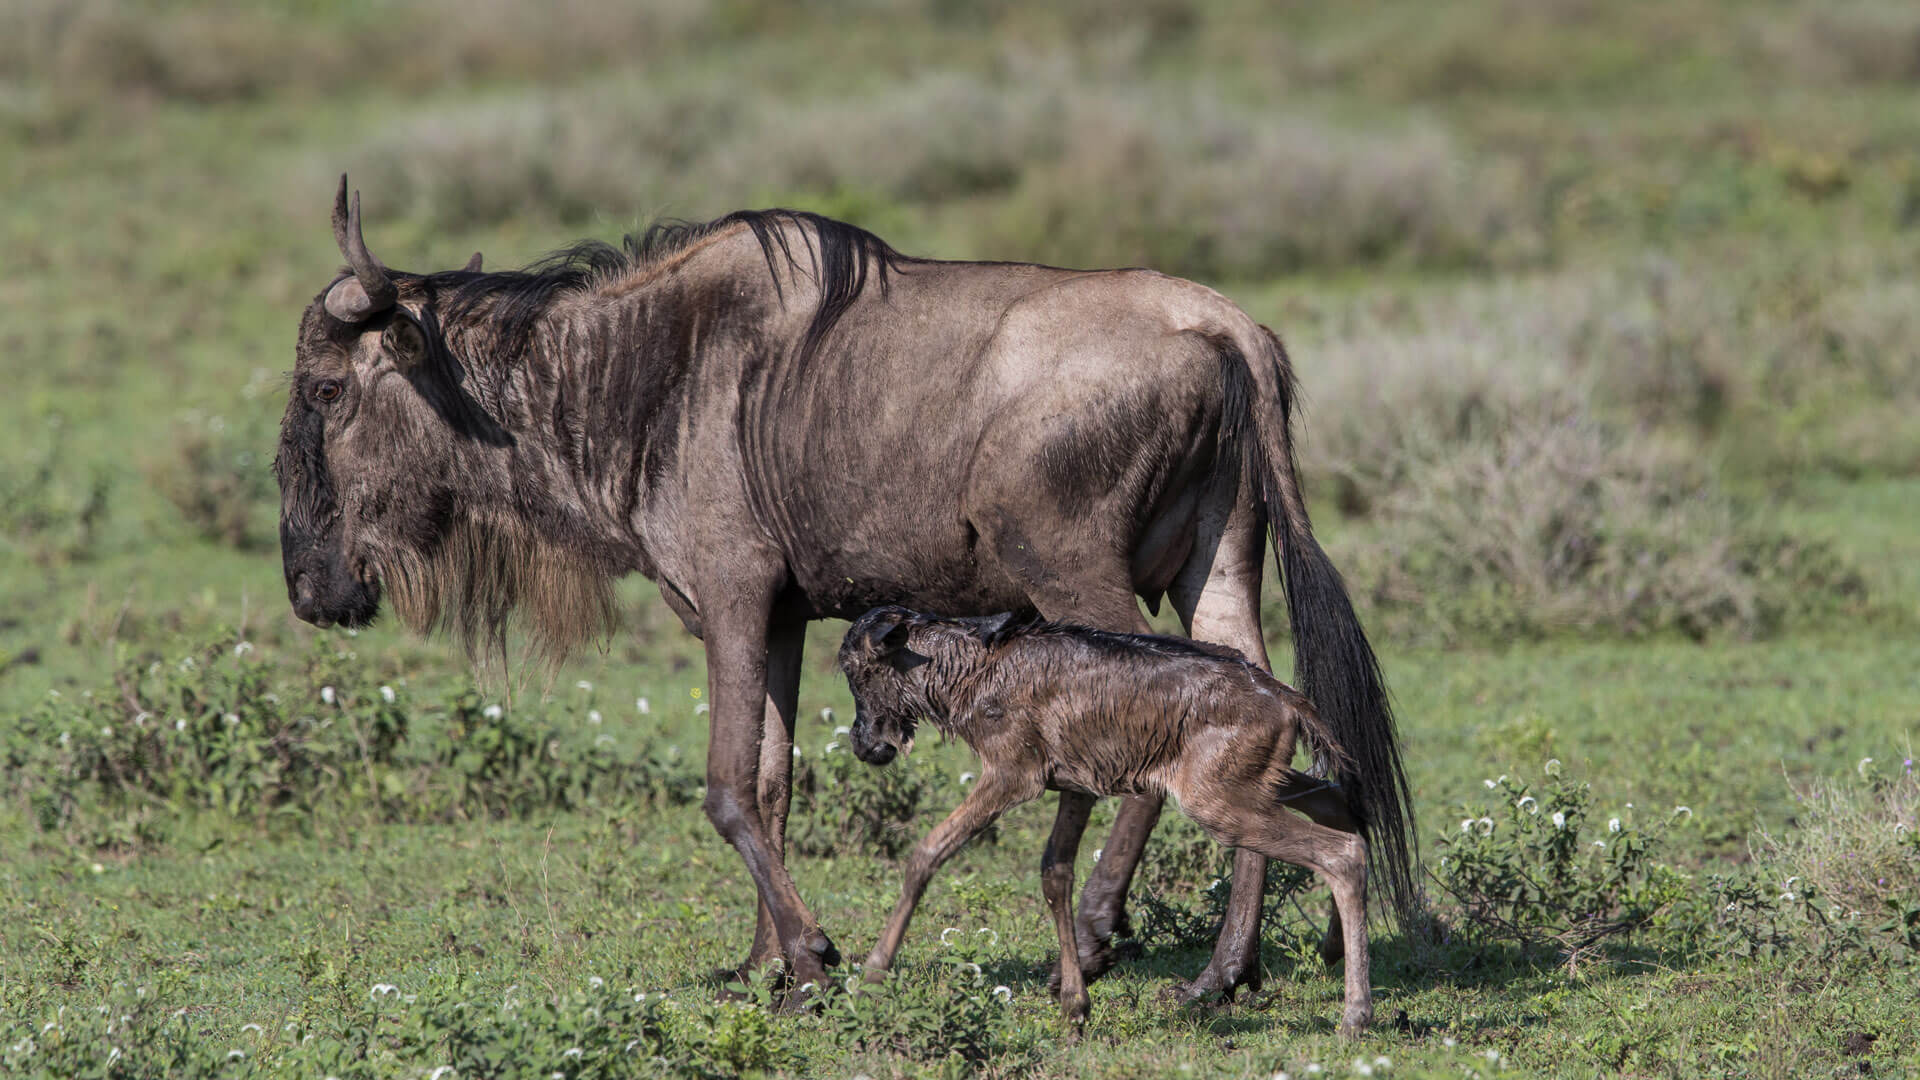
1215;325;1422;929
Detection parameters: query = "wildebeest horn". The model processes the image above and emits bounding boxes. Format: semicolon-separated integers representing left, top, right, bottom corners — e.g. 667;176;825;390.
463;251;483;273
325;174;397;323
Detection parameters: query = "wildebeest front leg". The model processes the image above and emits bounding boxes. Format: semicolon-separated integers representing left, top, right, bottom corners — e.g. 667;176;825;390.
701;595;833;1007
1043;790;1097;1032
732;614;832;984
864;770;1037;979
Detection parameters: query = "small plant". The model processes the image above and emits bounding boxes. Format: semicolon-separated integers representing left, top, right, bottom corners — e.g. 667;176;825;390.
0;419;109;565
1433;764;1692;971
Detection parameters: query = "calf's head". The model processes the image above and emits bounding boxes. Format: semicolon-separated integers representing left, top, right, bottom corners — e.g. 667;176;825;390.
838;606;937;765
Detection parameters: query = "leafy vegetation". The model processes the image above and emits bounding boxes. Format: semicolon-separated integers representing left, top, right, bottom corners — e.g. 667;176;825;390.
5;0;1920;1076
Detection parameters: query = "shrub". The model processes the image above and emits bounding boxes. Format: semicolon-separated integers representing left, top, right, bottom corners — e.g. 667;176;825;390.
1345;409;1865;642
1434;765;1693;971
7;636;702;844
1752;754;1920;922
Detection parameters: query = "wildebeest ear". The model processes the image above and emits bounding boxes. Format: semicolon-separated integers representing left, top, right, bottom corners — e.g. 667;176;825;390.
463;251;483;273
382;312;429;369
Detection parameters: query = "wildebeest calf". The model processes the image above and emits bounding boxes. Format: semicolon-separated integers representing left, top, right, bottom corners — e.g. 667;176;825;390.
838;605;1373;1035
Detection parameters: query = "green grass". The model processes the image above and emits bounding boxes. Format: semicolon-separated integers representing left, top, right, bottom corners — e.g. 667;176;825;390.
6;1;1920;1076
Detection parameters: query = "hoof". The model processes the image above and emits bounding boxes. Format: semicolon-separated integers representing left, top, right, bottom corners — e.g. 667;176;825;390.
1048;936;1118;994
1162;963;1260;1009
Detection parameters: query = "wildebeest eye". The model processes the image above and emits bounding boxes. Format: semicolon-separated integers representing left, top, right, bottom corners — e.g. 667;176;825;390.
312;378;343;404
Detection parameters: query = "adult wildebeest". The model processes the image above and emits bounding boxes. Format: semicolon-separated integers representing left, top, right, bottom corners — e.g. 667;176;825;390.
276;176;1416;1004
839;606;1374;1036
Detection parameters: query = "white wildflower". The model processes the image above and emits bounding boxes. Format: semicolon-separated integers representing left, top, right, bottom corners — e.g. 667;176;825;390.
1551;811;1566;829
1093;848;1103;863
1608;818;1621;833
1673;805;1692;819
380;685;395;703
429;1068;456;1080
233;641;253;657
1374;1056;1391;1069
562;1047;583;1058
833;725;851;737
824;741;840;754
1443;1037;1457;1047
100;726;112;738
1476;817;1494;836
224;713;239;726
820;707;834;722
1592;840;1607;850
320;686;335;705
1354;1060;1374;1077
1516;796;1537;814
695;703;710;715
483;704;503;719
960;771;975;785
576;680;593;692
1483;778;1496;789
59;731;70;746
636;697;650;714
1544;758;1562;776
993;985;1012;1002
228;1050;246;1060
941;927;962;946
588;710;603;725
1857;757;1874;778
975;927;999;946
370;984;398;998
1461;819;1475;834
174;718;186;732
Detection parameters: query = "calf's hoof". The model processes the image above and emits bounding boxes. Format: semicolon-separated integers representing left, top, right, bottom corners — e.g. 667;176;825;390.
1058;991;1091;1040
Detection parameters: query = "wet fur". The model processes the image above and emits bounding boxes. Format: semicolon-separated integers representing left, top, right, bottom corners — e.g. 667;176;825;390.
839;606;1374;1032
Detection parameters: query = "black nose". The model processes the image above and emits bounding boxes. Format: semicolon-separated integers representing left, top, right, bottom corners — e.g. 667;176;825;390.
857;741;897;766
291;573;332;627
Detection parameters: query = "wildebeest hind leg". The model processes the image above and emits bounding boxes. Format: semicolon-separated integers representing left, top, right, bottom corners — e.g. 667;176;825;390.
1043;790;1098;1032
1166;520;1276;1004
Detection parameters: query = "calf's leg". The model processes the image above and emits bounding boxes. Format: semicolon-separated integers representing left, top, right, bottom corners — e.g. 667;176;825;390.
864;770;1040;978
1043;790;1098;1031
1185;789;1373;1037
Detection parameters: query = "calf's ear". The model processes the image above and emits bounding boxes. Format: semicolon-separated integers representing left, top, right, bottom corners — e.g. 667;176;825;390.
959;611;1017;644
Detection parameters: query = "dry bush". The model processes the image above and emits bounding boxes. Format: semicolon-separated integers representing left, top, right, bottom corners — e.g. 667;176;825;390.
1754;756;1920;919
5;0;710;106
1758;5;1920;87
1349;407;1861;641
347;69;1538;278
1293;261;1884;642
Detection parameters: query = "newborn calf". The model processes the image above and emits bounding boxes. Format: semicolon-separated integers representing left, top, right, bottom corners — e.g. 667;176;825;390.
838;605;1372;1035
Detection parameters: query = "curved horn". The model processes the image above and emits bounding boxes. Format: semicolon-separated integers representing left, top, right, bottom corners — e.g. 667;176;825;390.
324;174;397;322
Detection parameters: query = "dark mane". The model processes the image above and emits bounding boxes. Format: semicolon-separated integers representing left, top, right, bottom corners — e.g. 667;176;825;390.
407;210;901;367
637;209;901;366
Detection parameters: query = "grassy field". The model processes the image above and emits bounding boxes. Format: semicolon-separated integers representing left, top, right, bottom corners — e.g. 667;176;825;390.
4;2;1919;1077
